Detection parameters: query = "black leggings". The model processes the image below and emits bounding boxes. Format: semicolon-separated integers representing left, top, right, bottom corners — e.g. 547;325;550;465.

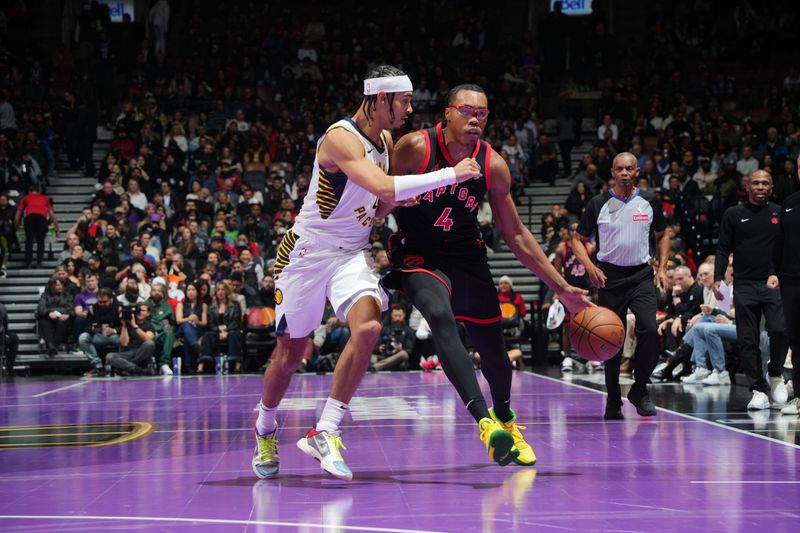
24;214;48;265
401;272;512;422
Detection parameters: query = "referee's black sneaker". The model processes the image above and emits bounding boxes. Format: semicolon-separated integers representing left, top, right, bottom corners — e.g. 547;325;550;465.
627;389;657;417
603;400;624;420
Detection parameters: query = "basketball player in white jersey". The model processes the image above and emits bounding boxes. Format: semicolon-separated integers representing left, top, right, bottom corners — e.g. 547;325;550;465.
252;65;481;480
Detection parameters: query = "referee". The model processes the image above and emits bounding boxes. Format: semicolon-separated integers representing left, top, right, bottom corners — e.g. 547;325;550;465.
774;157;800;415
714;169;788;411
572;152;670;419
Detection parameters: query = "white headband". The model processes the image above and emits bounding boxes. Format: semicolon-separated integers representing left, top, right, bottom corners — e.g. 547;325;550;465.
363;75;413;95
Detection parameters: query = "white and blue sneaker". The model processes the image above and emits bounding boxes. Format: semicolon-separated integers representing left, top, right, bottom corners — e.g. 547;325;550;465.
297;428;352;480
252;426;279;479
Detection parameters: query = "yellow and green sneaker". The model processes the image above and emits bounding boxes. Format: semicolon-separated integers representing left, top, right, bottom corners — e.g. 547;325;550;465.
478;417;518;466
489;407;537;466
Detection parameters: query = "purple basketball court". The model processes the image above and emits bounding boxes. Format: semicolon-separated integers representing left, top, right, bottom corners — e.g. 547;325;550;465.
1;370;798;532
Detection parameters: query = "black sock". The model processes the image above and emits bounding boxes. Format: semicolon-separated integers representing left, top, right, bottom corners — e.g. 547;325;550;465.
466;398;490;422
492;400;513;423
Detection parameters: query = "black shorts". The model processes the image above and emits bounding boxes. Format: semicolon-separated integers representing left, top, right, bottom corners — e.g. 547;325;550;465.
381;248;501;324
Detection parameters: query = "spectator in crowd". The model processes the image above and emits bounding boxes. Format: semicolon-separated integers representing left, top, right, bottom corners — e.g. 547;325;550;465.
15;183;59;268
147;0;171;56
565;181;591;219
1;303;19;376
597;115;618;143
674;262;735;386
494;275;527;368
147;282;176;376
200;282;242;373
533;133;558;186
72;272;99;342
0;192;15;277
736;145;759;177
79;288;121;377
37;278;74;356
176;281;207;373
653;265;705;381
371;306;414;372
107;302;156;376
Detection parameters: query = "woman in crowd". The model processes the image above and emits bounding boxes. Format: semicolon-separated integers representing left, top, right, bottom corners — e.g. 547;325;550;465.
37;278;74;356
200;282;242;373
176;281;208;373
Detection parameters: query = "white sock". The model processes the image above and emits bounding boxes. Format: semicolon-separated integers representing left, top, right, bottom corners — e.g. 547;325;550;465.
315;397;348;433
255;402;277;436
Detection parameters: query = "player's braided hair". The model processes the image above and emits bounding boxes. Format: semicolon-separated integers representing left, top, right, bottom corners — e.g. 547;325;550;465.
357;64;407;125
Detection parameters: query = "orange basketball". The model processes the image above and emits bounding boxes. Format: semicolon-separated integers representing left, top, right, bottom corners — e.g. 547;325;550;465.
568;306;624;362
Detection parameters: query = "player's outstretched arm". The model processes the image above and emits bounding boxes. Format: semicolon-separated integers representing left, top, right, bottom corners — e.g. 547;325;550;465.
319;128;481;204
488;150;590;313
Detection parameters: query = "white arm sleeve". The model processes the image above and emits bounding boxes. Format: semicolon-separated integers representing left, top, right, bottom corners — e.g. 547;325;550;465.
393;167;456;202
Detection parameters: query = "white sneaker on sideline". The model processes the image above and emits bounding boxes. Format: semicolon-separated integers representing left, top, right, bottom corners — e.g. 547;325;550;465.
160;364;173;376
702;370;731;386
770;376;788;405
561;357;574;373
747;390;770;411
681;367;711;384
780;398;800;415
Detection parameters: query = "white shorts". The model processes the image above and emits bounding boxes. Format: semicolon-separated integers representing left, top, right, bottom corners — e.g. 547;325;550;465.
274;236;388;338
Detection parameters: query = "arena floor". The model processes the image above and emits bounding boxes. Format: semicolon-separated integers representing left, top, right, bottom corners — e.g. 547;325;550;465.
0;369;798;532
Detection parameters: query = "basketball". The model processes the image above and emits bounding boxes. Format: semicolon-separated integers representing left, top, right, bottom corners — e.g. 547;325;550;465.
568;306;625;362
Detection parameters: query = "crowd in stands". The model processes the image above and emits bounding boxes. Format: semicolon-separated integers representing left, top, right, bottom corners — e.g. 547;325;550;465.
0;1;797;388
0;0;542;375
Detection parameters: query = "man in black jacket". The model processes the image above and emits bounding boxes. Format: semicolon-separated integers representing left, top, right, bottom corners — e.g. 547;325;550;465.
371;307;415;372
106;303;156;376
78;288;121;376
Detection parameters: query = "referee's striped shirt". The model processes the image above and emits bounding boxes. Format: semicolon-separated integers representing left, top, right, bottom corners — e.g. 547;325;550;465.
577;189;666;267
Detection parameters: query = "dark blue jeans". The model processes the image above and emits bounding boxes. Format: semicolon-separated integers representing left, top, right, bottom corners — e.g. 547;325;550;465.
177;322;204;367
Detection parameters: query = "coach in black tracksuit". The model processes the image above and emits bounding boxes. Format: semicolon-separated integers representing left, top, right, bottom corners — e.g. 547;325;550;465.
714;170;788;409
774;159;800;414
573;152;671;420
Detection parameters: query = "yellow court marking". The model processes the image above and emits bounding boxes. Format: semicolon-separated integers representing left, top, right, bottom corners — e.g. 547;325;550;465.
1;432;129;438
0;422;155;449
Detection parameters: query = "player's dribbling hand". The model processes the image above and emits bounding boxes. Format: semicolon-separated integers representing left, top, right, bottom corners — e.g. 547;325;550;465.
452;158;482;183
556;285;592;313
588;265;607;288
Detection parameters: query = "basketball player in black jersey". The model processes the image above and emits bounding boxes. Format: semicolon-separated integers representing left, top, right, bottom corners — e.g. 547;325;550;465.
385;84;590;466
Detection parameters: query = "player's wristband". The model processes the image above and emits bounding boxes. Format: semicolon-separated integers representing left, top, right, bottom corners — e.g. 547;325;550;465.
393;167;456;202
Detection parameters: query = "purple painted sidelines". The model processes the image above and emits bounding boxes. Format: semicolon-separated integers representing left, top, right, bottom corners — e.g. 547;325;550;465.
0;371;798;532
